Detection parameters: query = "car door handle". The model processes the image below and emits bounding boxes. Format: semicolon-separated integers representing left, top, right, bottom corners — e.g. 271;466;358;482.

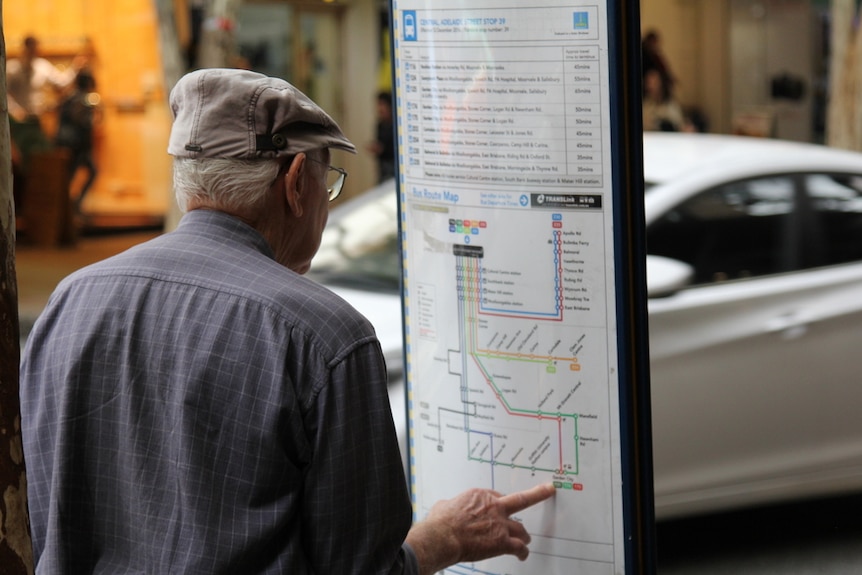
766;312;809;339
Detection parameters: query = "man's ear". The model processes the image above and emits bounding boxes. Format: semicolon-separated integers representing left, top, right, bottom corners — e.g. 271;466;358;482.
284;153;307;217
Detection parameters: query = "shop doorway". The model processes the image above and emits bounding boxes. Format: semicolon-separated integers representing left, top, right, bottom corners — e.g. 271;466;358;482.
728;0;824;142
236;2;345;121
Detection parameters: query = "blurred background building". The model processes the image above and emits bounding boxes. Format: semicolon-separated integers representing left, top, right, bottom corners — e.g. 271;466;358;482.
2;0;847;229
642;0;835;143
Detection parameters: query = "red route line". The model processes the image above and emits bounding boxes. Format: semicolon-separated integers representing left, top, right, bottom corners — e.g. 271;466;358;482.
462;257;567;474
467;352;566;473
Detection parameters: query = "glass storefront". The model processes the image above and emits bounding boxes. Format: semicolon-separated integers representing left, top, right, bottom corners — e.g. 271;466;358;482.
236;2;345;122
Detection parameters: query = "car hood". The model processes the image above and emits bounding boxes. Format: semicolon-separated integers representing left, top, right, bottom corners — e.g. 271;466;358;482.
324;283;404;378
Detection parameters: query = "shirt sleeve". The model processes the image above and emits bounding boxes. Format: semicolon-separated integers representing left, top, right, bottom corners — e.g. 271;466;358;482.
37;57;76;89
401;543;419;574
301;339;416;574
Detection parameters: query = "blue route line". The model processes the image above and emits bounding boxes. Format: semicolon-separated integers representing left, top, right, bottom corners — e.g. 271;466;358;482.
477;228;563;318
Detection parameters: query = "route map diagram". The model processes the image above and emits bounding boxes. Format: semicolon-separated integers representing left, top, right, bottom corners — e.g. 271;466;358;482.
393;2;630;572
404;193;622;574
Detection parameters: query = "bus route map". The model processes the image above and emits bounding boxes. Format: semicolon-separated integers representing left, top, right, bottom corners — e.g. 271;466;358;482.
394;2;627;573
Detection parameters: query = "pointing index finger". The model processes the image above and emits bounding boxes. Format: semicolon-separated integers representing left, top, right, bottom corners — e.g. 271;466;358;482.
499;482;556;514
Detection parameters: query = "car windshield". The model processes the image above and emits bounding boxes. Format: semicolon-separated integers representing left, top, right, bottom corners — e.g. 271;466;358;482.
308;181;401;291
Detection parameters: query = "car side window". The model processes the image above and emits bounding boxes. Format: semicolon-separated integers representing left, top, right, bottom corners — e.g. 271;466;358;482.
805;174;862;267
647;176;796;285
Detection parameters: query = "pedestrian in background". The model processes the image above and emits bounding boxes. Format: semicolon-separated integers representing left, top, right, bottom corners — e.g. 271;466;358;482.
641;29;675;101
6;35;87;123
368;90;396;183
55;70;99;214
642;68;691;132
6;35;90;214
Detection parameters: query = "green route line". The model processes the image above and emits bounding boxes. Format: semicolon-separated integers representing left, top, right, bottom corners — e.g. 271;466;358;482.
457;254;581;477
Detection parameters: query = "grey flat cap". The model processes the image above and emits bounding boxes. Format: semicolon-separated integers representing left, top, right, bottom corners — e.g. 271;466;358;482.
168;68;356;159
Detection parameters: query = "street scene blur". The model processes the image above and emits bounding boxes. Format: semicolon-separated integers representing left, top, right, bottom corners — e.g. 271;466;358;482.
7;0;862;572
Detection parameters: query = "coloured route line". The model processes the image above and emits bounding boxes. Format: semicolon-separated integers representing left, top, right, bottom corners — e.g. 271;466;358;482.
439;222;582;486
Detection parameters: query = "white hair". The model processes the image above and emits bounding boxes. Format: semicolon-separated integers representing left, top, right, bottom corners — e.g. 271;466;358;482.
172;157;282;214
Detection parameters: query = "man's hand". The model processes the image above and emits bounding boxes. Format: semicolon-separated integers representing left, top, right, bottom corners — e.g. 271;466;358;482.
406;482;556;574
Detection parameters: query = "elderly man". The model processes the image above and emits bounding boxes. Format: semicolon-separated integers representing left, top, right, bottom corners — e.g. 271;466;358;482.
20;68;554;574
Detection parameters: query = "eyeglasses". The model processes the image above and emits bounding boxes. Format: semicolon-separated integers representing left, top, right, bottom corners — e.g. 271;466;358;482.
306;157;348;202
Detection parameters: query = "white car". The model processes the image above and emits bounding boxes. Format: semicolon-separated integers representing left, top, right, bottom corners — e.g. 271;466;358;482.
310;132;862;519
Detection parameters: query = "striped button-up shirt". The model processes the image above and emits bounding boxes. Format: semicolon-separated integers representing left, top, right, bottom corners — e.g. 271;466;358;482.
21;209;416;574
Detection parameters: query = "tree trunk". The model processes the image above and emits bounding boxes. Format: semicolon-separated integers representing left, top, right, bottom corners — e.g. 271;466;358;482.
0;4;35;573
827;0;862;151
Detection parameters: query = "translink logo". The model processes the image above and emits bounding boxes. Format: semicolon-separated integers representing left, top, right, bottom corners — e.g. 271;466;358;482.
573;11;589;30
